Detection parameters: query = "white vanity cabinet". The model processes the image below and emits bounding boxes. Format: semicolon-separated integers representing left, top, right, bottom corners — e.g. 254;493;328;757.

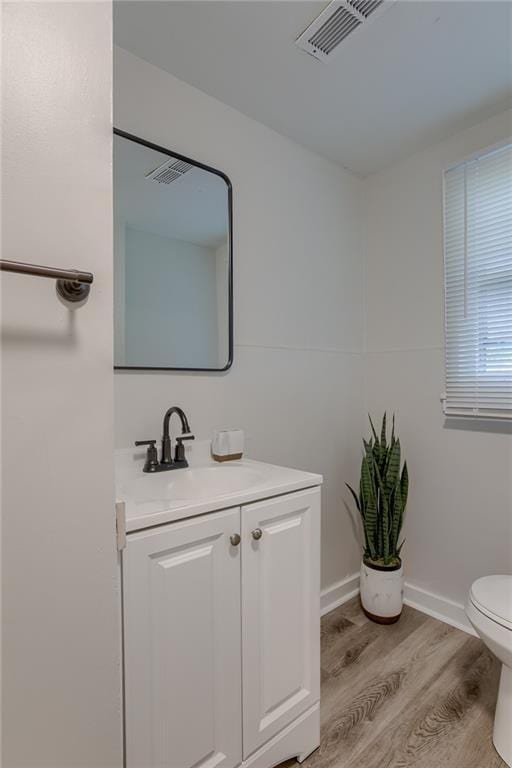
123;507;242;768
241;490;320;757
122;486;321;768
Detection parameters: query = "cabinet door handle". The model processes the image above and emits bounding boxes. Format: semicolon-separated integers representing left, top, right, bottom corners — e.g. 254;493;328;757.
230;533;241;546
251;528;263;541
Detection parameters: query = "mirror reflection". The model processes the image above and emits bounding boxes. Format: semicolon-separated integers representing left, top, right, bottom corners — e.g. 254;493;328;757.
114;132;232;370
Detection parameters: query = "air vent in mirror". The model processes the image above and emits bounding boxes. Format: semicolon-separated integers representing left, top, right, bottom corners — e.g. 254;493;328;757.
145;158;193;185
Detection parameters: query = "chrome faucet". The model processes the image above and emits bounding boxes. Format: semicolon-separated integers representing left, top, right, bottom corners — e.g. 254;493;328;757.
135;406;194;472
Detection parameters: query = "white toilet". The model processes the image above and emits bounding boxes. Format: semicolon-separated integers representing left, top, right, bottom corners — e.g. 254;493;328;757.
466;575;512;767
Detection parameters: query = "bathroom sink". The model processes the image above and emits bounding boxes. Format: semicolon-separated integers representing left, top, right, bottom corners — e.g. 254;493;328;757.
127;464;264;505
116;443;323;531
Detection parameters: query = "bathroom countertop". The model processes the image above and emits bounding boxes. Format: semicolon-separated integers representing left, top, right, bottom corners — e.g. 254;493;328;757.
115;443;323;533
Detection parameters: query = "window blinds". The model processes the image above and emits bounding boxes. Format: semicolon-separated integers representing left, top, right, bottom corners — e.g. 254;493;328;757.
443;142;512;419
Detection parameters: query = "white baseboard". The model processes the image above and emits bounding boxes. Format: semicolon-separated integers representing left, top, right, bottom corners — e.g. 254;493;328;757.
321;573;476;636
320;573;360;616
403;582;476;636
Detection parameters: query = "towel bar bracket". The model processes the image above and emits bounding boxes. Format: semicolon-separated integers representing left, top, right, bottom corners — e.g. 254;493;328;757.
56;277;91;303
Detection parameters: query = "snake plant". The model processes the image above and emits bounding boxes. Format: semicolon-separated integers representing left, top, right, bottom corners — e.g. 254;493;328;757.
346;413;408;568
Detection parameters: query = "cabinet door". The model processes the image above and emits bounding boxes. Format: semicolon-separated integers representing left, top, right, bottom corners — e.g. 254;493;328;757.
241;488;320;757
123;508;242;768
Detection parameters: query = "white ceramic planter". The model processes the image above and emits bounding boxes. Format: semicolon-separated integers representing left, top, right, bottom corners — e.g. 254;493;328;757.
360;560;404;623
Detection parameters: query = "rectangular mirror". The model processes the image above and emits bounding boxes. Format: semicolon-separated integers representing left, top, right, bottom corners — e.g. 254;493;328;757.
114;130;233;371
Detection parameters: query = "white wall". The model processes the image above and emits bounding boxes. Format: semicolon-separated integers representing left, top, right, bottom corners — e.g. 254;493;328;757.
114;210;126;365
364;109;512;606
2;5;122;766
114;47;366;590
123;227;219;368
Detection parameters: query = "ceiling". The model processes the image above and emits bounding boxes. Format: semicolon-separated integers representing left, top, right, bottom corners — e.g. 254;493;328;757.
114;1;512;177
114;133;229;247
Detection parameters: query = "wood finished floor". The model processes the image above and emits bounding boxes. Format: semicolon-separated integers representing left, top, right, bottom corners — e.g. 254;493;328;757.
292;598;505;768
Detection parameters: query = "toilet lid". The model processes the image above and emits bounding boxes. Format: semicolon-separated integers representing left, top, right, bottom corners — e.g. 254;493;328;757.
470;575;512;630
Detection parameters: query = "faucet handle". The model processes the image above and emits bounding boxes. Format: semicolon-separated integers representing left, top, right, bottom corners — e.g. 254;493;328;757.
135;440;159;473
174;434;195;463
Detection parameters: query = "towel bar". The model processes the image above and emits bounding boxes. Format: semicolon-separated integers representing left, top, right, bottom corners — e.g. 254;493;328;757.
0;259;93;303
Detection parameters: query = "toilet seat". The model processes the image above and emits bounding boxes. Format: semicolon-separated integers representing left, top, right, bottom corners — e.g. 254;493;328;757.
466;576;512;767
470;575;512;632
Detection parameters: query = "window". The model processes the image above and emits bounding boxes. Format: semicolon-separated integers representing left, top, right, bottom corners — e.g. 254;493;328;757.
443;142;512;419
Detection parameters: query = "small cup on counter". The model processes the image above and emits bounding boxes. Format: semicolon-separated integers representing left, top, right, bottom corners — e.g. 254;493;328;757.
212;428;244;462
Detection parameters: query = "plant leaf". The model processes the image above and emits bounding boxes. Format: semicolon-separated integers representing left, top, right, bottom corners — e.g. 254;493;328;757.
347;482;371;555
374;459;389;562
380;412;387;449
385;438;401;497
368;413;378;442
390;482;403;555
401;462;409;509
361;456;377;559
346;483;361;512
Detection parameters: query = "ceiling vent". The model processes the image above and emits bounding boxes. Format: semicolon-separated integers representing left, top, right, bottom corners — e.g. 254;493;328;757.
145;158;192;185
295;0;392;62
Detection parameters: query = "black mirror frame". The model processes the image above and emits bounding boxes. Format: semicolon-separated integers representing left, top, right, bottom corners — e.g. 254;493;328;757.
113;128;234;372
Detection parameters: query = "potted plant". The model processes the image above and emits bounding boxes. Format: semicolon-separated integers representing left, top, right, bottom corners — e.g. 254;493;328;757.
347;413;409;624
